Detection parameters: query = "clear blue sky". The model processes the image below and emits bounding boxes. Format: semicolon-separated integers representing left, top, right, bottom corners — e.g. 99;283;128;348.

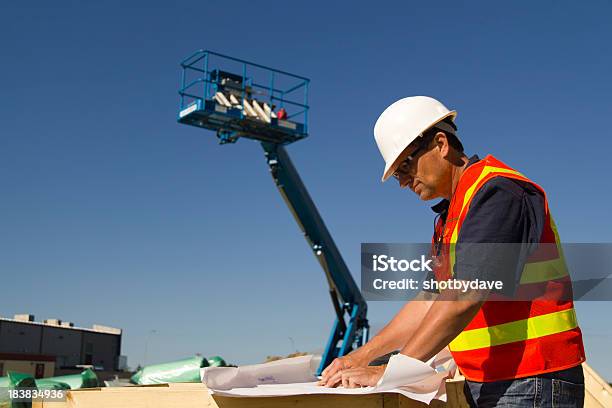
1;1;611;380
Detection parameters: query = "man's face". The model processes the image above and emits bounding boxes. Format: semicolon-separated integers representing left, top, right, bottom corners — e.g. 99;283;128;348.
394;132;452;200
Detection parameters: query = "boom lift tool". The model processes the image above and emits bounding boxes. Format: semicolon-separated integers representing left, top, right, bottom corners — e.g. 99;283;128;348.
177;51;369;375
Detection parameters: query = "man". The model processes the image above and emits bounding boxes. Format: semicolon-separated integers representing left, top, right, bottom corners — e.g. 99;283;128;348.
319;96;586;407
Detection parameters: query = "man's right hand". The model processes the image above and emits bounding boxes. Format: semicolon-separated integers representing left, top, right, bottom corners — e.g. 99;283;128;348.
318;352;369;387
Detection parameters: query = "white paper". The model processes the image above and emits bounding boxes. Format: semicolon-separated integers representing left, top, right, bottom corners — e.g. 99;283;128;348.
201;353;452;404
201;355;317;390
373;353;434;391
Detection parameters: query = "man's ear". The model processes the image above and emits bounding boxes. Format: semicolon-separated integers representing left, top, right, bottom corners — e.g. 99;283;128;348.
435;132;450;158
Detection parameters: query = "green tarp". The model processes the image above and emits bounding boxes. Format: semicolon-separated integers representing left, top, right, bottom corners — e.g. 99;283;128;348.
33;379;70;391
207;356;227;367
41;369;98;389
131;356;208;385
0;371;37;408
0;368;97;408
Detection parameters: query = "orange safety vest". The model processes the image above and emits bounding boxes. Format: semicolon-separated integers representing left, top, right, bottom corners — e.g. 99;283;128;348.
432;155;585;382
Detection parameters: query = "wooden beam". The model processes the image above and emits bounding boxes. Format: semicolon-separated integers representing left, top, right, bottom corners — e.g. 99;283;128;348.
34;383;445;408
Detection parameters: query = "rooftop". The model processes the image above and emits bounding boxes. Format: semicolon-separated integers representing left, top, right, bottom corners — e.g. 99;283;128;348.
0;314;121;335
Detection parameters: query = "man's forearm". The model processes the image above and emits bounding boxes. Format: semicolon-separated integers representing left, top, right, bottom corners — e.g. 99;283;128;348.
356;291;435;362
400;289;485;362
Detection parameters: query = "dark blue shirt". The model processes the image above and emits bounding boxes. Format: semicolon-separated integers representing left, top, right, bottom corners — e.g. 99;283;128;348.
426;155;545;296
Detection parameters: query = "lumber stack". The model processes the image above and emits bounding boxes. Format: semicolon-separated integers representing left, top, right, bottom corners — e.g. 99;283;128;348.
32;363;610;408
32;382;457;408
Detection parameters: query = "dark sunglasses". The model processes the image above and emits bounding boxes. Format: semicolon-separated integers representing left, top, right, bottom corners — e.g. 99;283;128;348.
392;134;432;179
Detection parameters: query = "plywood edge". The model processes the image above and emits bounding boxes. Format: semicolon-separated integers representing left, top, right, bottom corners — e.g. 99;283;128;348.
583;363;612;408
41;382;452;408
444;379;469;408
211;393;386;408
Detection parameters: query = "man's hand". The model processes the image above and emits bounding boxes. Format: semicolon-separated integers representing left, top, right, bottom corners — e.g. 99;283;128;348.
321;365;385;388
318;352;369;387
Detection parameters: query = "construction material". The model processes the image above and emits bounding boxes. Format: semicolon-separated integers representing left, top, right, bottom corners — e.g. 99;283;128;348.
207;356;227;367
131;356;208;385
32;382;449;408
214;92;232;108
251;100;271;123
241;99;258;118
29;363;611;407
1;370;96;408
39;369;98;390
0;371;37;408
34;379;70;391
30;362;612;408
584;363;612;407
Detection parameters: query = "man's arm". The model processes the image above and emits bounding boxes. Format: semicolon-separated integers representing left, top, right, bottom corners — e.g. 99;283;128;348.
319;290;435;386
360;290;436;361
400;287;486;361
322;288;486;389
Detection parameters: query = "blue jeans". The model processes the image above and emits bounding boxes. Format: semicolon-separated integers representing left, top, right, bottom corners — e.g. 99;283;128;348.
463;365;584;407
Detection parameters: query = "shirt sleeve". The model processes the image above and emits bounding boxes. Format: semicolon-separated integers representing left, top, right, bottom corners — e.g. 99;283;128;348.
453;176;545;296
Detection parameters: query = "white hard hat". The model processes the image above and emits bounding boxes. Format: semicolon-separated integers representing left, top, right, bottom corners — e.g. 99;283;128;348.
374;96;457;182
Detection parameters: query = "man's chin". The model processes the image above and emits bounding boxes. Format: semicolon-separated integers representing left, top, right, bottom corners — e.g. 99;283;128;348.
416;189;436;201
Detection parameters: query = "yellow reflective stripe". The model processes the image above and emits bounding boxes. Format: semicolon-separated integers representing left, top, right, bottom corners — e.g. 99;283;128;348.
459;167;525;214
448;167;526;275
449;242;456;277
449;308;578;352
450;166;526;243
549;215;570;270
519;215;569;284
458;167;525;220
520;257;568;284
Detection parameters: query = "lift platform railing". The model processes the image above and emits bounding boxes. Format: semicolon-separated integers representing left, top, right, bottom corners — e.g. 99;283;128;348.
179;50;309;135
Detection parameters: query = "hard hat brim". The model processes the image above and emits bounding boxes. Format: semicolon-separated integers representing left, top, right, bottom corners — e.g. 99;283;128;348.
381;110;458;182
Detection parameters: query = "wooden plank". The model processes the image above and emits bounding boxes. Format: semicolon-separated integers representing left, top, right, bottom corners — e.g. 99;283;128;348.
444;380;469;408
34;398;68;408
382;393;399;408
211;393;386;408
34;364;609;408
395;394;429;408
583;363;612;408
36;383;449;408
76;383;205;408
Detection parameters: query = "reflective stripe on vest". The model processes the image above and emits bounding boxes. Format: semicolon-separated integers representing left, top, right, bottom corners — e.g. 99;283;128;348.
449;308;578;352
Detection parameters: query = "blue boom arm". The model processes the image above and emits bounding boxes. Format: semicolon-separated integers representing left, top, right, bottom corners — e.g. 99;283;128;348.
261;142;369;375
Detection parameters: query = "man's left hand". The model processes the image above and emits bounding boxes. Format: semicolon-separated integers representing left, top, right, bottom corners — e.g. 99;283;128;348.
321;365;385;388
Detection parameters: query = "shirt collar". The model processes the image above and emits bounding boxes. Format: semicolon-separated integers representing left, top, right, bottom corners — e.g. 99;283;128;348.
430;154;480;214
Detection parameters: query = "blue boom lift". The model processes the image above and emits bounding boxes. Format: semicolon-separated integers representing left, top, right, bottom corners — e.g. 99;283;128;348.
177;51;369;374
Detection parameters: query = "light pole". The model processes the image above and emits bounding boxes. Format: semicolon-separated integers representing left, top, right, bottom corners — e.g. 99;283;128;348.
143;329;157;367
288;337;297;353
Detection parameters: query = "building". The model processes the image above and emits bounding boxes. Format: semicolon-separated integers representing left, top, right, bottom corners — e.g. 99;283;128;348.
0;352;55;378
0;314;124;373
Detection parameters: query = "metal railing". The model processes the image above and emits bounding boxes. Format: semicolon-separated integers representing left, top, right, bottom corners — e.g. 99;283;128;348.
179;50;310;133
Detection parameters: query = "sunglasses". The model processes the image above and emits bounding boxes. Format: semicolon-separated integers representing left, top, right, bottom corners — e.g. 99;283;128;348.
392;134;432;180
